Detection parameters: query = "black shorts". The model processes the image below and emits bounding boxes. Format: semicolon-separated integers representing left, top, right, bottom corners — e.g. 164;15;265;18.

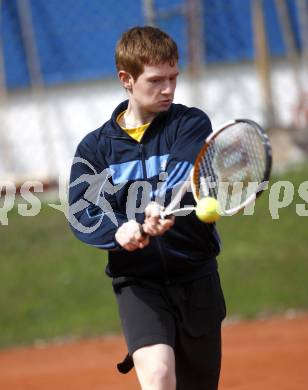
113;271;226;390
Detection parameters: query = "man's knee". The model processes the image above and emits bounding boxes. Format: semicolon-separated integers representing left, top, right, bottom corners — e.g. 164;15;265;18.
133;344;176;389
148;362;176;388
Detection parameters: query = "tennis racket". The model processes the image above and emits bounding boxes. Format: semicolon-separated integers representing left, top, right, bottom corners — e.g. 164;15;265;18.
162;118;272;218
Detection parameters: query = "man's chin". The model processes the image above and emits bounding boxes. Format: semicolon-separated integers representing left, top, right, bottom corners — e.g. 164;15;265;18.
157;101;173;111
143;102;173;115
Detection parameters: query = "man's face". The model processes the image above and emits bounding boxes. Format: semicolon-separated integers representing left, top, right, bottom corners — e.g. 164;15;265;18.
128;62;179;113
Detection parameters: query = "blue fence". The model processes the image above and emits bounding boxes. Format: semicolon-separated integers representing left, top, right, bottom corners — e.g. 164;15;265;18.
1;0;306;90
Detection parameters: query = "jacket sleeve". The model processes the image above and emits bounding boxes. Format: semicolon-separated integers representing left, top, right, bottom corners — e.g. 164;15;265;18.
68;132;127;250
156;107;213;205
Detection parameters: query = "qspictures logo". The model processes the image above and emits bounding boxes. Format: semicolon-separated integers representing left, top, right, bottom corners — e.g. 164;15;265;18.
0;157;308;228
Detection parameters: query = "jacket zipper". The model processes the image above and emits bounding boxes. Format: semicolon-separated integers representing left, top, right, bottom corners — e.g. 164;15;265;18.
139;144;170;283
139;144;147;178
155;237;170;284
108;134;171;282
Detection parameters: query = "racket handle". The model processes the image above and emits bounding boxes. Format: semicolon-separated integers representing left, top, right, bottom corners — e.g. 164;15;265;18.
140;212;173;238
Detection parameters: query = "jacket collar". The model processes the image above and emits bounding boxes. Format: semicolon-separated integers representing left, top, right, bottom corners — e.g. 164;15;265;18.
104;100;170;138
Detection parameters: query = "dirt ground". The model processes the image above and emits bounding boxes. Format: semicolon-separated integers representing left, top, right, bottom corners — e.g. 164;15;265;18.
0;314;307;390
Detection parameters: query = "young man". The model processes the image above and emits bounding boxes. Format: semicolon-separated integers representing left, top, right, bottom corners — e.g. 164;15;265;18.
69;26;226;390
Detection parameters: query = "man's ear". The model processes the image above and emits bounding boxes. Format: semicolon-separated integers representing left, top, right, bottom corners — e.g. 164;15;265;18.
118;71;133;90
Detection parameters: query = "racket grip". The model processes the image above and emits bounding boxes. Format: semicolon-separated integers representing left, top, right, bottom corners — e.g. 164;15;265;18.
140;211;172;237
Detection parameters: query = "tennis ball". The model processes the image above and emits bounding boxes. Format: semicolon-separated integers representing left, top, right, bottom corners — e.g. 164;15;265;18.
195;197;221;223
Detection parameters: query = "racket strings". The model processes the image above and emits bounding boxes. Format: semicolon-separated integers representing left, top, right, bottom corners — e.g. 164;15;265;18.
245;127;266;179
196;122;269;212
199;145;217;198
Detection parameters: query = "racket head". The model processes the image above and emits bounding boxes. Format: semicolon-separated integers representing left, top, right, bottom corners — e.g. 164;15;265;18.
192;119;272;215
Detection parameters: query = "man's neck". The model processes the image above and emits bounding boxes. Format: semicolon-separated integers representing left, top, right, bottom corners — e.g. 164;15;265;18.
123;102;157;128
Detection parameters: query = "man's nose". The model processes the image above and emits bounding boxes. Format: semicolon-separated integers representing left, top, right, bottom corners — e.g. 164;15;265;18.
161;81;174;95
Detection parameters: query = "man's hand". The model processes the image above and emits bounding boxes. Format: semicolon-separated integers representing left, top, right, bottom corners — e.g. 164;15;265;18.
115;220;150;251
142;202;175;236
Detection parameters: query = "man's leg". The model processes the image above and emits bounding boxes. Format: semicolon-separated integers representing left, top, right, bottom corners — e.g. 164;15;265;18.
133;343;176;390
175;325;222;390
112;280;176;388
167;272;226;390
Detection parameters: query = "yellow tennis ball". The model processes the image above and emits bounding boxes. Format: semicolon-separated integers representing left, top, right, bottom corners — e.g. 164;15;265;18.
195;197;221;223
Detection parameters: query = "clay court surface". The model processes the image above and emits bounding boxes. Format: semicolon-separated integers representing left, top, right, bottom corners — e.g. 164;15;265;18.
0;314;307;390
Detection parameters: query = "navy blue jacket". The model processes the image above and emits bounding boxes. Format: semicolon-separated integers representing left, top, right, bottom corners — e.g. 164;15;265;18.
69;100;221;283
